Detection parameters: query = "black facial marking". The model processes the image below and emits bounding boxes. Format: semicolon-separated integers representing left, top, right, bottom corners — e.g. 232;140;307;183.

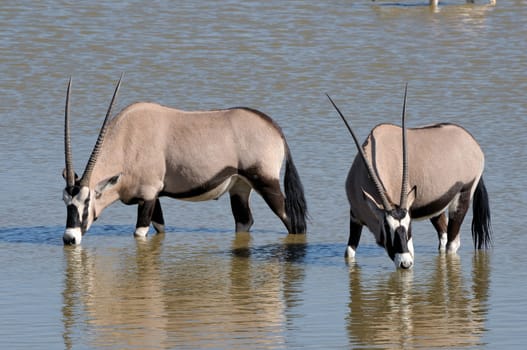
66;185;80;197
389;207;408;221
382;221;395;260
66;204;80;228
382;209;412;260
80;194;90;233
66;191;91;232
393;226;409;254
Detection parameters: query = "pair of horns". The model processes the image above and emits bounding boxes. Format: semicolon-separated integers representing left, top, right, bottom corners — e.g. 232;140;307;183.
327;84;409;211
64;73;124;188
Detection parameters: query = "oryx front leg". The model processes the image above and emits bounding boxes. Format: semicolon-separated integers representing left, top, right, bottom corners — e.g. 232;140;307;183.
431;212;448;252
346;217;363;259
229;180;254;233
135;199;158;237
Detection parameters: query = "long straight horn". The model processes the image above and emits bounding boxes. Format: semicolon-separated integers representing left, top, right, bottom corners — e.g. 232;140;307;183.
79;73;124;187
326;94;393;211
399;83;409;210
64;77;76;188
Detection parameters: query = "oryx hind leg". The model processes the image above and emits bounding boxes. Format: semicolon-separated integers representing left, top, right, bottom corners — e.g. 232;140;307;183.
229;180;254;233
431;212;448;251
446;189;472;253
251;176;292;233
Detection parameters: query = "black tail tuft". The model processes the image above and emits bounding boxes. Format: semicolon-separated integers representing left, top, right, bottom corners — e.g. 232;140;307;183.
472;178;492;249
284;148;308;234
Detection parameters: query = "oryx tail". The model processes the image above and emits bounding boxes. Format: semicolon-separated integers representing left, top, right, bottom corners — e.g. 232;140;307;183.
472;178;492;249
284;146;308;234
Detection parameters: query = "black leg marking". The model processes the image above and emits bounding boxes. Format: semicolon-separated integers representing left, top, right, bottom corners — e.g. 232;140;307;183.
446;190;471;251
136;199;156;235
347;216;363;258
229;180;254;232
152;198;165;233
431;212;448;250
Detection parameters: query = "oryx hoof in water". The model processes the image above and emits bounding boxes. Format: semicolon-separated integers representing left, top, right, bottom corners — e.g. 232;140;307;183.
62;75;308;245
328;85;492;270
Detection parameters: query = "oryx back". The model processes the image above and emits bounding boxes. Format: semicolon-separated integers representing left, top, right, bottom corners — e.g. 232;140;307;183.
93;103;286;204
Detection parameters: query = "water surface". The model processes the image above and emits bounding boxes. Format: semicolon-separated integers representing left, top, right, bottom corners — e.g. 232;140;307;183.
1;1;526;349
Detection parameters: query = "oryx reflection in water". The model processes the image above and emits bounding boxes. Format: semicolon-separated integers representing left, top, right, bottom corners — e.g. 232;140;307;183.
346;252;490;348
61;232;306;349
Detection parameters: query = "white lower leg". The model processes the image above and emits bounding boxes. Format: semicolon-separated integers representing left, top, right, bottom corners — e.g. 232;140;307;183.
134;226;149;237
438;232;448;251
446;236;461;254
345;246;356;259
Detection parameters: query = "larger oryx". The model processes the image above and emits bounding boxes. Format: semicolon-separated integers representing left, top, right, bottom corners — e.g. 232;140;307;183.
62;76;307;245
327;87;492;269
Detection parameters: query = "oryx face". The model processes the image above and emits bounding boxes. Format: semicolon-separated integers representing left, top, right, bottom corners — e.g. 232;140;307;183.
62;174;121;244
382;208;414;269
62;75;122;245
63;184;94;245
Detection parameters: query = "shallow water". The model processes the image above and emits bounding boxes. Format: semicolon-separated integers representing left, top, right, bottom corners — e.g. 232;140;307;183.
1;0;526;349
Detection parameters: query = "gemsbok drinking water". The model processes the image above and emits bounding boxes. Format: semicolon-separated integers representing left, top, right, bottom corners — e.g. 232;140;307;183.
327;86;492;269
62;75;307;245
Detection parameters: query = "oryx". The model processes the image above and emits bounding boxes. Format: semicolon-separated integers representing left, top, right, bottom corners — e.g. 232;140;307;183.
327;87;492;269
62;76;307;245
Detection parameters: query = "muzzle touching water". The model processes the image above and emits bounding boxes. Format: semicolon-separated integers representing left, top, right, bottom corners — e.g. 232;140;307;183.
387;224;414;269
394;252;414;269
63;227;82;245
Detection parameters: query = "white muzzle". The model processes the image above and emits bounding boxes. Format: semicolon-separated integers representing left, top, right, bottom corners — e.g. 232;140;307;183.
63;228;82;245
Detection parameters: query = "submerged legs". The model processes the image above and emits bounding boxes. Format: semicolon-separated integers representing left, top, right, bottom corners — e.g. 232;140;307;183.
135;198;165;237
445;190;471;253
346;217;363;259
152;198;165;233
431;212;448;251
229;180;254;232
430;189;472;254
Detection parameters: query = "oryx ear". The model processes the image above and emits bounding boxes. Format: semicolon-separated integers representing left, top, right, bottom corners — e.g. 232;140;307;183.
95;174;121;198
62;168;79;183
407;186;417;209
362;188;384;211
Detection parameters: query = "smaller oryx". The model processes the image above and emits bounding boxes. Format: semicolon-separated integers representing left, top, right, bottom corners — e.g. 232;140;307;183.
327;86;492;269
62;75;308;245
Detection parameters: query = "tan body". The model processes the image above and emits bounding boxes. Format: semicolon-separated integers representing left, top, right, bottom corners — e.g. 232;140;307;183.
92;103;287;210
62;78;307;245
328;90;491;269
347;123;484;232
345;123;491;264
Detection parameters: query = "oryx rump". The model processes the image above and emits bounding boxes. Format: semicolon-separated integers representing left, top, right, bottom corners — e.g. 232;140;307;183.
328;88;492;269
62;76;307;245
